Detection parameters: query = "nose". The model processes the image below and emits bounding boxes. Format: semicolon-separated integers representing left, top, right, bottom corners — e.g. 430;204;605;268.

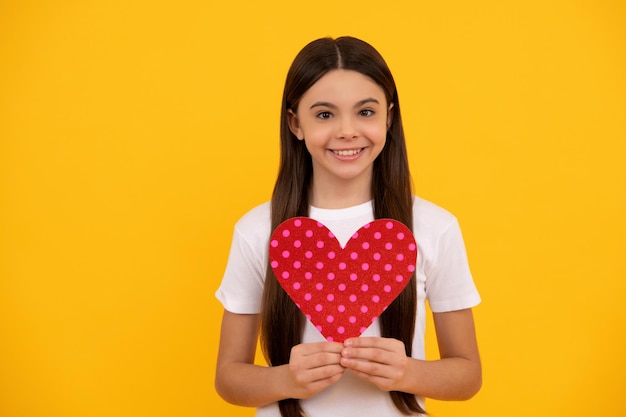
337;116;358;139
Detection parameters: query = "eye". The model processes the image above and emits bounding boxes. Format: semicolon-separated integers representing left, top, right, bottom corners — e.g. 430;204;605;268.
316;111;332;119
359;109;375;117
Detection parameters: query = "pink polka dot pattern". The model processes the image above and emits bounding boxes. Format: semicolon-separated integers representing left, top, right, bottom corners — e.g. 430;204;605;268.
269;217;417;343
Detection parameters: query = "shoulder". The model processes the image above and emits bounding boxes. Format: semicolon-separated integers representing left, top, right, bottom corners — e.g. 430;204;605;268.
232;201;272;246
235;201;271;229
412;196;459;235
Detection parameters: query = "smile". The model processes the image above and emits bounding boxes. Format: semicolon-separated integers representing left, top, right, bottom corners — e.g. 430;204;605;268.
332;148;364;156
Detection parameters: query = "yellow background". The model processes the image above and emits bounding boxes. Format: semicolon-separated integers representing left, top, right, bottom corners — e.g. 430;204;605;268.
1;1;625;416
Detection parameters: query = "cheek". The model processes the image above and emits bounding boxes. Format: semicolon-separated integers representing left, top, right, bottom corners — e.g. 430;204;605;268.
301;123;334;143
363;124;388;144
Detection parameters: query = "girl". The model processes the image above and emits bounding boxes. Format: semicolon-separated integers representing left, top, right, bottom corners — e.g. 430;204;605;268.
215;36;481;417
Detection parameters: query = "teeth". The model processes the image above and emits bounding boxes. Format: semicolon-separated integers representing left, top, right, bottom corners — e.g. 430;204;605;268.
333;149;362;156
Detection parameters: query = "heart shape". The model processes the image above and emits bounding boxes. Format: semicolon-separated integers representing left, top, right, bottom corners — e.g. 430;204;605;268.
269;217;417;342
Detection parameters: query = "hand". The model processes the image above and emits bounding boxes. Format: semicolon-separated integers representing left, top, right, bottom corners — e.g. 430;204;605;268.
340;337;410;392
286;342;346;399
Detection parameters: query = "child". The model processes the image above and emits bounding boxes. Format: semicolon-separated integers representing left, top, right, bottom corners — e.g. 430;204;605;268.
215;36;481;417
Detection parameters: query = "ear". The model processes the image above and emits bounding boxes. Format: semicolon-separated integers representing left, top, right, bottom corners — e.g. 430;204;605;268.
387;103;394;130
287;109;304;140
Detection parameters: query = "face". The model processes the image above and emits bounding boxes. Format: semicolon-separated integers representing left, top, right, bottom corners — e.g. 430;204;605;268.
288;69;392;194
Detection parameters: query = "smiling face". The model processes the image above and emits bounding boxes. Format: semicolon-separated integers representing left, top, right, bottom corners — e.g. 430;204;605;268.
288;69;392;205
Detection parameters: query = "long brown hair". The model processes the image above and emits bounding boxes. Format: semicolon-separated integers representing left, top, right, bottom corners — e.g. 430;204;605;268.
261;36;423;416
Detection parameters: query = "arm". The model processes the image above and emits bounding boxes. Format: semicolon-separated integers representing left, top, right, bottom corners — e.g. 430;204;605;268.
340;308;481;400
214;310;346;407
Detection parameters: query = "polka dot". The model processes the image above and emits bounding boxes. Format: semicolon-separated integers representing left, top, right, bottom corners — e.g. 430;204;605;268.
294;219;302;227
282;250;290;258
282;229;290;237
409;243;416;251
361;305;368;313
328;231;335;239
338;262;346;270
316;241;324;249
337;326;345;334
316;261;324;269
271;260;278;268
373;253;381;261
372;295;380;303
293;282;300;290
294;240;302;248
385;242;393;250
350;273;358;281
338;283;346;291
396;275;404;282
316;325;322;332
372;274;381;282
305;230;313;238
327;272;335;280
305;272;312;279
315;304;323;312
384;264;392;271
326;336;334;342
349;316;357;324
408;265;415;273
361;284;369;292
327;251;336;259
384;285;392;293
326;315;334;323
397;232;405;240
282;271;290;279
386;221;394;229
270;240;278;247
316;221;324;228
374;232;382;239
352;232;359;239
350;252;358;260
337;305;346;312
305;251;313;259
304;293;312;301
293;261;301;269
349;294;357;302
361;263;369;271
396;253;404;261
327;294;334;302
360;327;367;333
316;283;323;290
362;242;370;250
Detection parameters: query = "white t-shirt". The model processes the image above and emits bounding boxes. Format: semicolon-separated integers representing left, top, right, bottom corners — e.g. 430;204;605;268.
216;197;480;417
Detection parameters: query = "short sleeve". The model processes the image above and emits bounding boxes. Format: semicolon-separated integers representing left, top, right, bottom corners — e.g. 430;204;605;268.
425;218;481;312
215;224;267;314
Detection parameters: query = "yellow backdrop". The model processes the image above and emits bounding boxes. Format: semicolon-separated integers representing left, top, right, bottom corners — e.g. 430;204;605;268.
1;1;625;416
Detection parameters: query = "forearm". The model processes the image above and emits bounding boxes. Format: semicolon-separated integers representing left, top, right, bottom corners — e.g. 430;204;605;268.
215;361;291;407
401;356;482;400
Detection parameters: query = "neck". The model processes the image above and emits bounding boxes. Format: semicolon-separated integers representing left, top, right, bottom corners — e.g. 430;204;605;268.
308;174;372;209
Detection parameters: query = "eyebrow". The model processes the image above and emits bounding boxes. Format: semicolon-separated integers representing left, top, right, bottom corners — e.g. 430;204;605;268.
309;97;380;110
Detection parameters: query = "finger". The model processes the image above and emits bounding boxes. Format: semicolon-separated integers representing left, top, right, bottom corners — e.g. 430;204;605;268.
341;355;385;374
291;363;345;392
294;342;344;356
342;347;394;364
344;337;399;351
305;352;344;369
340;356;400;387
307;363;346;382
293;369;345;399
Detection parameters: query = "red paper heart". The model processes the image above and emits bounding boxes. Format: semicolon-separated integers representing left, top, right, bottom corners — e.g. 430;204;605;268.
269;217;417;342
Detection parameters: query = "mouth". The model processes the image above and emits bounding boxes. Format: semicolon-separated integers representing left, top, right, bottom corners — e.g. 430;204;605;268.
332;148;365;156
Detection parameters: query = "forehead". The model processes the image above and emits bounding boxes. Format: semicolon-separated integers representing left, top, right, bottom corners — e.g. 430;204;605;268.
300;69;386;105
